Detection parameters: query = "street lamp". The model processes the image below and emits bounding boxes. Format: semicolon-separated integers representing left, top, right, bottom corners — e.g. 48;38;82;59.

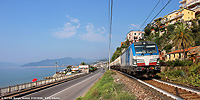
55;62;57;74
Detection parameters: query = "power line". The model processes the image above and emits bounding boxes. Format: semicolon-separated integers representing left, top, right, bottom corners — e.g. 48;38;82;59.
108;0;113;70
142;0;172;31
138;0;161;31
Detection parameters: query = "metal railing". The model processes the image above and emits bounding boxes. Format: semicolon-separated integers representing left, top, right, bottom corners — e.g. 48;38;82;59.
0;73;85;97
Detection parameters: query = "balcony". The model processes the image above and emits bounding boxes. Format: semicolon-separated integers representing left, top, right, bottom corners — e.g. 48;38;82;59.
191;5;200;10
179;4;185;8
179;0;186;4
184;0;200;8
165;14;184;22
188;0;200;7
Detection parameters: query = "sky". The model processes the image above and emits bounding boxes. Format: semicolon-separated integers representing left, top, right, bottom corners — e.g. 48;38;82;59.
0;0;180;64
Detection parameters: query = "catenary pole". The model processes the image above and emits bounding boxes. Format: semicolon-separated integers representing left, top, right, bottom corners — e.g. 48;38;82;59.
108;0;113;70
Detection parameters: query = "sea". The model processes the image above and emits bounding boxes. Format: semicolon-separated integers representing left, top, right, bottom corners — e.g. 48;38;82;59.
0;66;64;88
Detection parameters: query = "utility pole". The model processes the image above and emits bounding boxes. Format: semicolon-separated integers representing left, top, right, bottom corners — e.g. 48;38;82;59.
55;62;57;74
108;0;113;70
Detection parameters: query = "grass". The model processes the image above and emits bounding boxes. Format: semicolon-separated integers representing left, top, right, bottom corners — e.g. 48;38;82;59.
76;70;135;100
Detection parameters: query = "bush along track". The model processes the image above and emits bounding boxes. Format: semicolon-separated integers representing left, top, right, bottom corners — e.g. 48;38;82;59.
157;62;200;88
76;70;135;100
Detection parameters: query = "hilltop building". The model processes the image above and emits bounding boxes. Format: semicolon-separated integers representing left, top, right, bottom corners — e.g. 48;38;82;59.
179;0;200;15
164;8;195;26
148;8;195;37
126;30;144;43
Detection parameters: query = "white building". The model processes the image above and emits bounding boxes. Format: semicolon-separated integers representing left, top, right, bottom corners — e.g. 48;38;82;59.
127;30;144;43
79;65;89;73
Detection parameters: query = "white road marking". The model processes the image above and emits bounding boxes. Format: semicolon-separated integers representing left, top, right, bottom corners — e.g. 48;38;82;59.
48;69;103;98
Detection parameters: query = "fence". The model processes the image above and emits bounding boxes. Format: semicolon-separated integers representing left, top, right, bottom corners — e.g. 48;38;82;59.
0;72;86;97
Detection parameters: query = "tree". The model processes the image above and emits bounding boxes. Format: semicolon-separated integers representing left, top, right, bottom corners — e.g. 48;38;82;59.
167;24;175;34
144;27;151;36
121;39;130;48
80;62;86;65
191;20;200;46
172;23;193;59
66;65;72;68
163;44;172;53
156;20;161;34
145;34;154;41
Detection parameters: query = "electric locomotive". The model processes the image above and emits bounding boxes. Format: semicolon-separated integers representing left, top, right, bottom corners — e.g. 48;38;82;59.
120;41;160;78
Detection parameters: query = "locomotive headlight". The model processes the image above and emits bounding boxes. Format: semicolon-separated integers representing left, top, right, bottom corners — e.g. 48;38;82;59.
157;58;160;64
133;59;137;65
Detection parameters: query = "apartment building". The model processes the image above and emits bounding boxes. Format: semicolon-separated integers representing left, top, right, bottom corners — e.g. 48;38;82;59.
179;0;200;14
164;8;195;26
126;30;144;43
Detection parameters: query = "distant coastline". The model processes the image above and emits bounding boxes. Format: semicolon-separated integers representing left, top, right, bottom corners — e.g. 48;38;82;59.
22;66;65;68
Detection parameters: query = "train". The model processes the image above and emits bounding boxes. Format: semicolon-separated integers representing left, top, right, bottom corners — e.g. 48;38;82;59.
110;41;161;78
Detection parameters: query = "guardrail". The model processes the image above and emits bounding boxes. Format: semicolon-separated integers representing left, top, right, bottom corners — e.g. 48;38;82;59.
0;72;85;97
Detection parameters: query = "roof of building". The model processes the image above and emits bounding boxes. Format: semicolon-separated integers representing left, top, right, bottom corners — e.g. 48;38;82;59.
126;30;144;36
169;46;199;54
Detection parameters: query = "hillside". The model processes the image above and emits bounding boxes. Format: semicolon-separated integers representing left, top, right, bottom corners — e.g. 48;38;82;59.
21;57;95;67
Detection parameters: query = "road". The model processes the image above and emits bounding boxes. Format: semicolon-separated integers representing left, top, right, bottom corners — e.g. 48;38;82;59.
22;68;105;100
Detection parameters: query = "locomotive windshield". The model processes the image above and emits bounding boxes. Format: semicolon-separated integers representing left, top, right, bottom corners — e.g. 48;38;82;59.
146;45;157;53
135;44;157;54
135;45;146;54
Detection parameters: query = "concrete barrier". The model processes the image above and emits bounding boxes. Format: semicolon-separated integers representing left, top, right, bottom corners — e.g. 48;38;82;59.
0;73;85;97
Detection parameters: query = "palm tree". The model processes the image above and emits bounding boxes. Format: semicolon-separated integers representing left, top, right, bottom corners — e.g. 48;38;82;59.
172;23;193;59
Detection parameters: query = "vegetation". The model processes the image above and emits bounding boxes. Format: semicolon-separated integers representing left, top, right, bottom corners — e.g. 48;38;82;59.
191;20;200;46
165;59;193;67
144;26;151;36
80;62;87;65
157;63;200;87
172;23;193;59
167;24;175;34
66;65;72;68
144;19;200;54
77;70;135;100
89;66;97;72
163;44;172;53
111;39;130;62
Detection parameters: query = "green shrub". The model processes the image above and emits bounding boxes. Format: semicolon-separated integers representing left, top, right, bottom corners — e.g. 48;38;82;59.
158;63;200;87
166;59;194;67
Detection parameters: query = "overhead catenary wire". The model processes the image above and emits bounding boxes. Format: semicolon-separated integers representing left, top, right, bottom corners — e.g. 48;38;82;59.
108;0;113;70
138;0;161;31
142;0;172;31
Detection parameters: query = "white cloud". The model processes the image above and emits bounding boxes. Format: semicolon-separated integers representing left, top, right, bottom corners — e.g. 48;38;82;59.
53;23;77;38
71;19;80;23
130;24;140;30
79;23;107;42
97;26;106;34
53;15;107;42
86;23;94;32
53;16;80;39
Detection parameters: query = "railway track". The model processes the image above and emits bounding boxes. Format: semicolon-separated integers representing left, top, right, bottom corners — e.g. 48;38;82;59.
143;79;200;100
113;69;200;100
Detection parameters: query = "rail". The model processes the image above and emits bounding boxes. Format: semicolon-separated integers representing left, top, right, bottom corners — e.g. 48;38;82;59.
113;69;200;99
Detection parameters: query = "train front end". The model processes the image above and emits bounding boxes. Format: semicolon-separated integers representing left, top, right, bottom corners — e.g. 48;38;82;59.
132;41;160;78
